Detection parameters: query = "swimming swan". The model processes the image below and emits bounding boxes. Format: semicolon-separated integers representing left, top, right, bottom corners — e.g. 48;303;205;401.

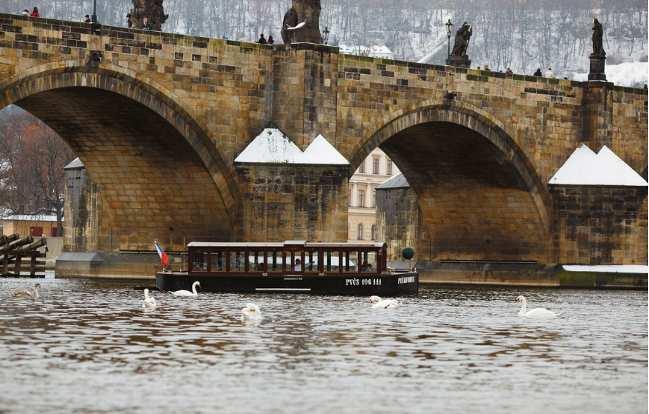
241;303;262;322
12;283;40;300
369;295;399;309
172;281;200;297
143;288;157;310
517;295;559;319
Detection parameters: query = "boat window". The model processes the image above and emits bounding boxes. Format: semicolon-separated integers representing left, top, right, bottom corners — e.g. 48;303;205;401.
292;251;304;273
210;252;226;272
250;251;264;272
305;250;317;273
230;251;245;272
360;251;377;273
191;251;208;272
268;251;281;273
347;251;358;272
326;251;341;273
282;251;292;272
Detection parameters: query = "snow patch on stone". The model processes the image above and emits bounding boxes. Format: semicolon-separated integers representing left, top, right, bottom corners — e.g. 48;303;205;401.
562;264;648;274
235;129;349;165
549;144;647;186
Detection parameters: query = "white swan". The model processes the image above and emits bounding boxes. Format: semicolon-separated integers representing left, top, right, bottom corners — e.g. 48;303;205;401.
241;303;262;322
172;281;200;297
12;283;40;300
142;288;157;310
517;295;559;319
369;295;399;309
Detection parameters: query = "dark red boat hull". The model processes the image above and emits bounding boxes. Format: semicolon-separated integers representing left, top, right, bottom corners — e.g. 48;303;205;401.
156;271;418;296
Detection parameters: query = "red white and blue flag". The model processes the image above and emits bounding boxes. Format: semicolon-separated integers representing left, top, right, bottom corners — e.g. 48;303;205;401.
154;240;170;269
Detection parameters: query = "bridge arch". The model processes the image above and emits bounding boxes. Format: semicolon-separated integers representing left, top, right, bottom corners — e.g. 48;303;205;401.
0;65;240;251
352;101;554;264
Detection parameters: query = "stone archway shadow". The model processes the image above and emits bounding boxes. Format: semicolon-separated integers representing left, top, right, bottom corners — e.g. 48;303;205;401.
0;64;242;241
350;101;555;262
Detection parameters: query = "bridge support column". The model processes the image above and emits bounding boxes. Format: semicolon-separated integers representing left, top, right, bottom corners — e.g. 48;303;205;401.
236;163;349;242
581;82;613;150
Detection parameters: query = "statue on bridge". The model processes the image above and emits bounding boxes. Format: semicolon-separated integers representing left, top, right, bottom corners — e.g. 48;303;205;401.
591;18;605;57
281;0;322;44
447;22;472;68
129;0;168;31
588;18;606;81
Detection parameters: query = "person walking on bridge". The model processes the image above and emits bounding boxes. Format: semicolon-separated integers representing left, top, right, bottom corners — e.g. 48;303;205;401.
258;33;267;44
30;7;40;18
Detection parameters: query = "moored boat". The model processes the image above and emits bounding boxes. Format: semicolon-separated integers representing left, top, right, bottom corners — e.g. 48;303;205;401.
156;240;418;296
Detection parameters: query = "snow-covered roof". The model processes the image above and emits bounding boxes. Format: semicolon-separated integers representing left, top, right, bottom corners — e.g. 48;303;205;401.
235;129;349;165
301;135;349;165
234;128;303;164
549;144;647;186
562;265;647;274
376;174;410;189
2;214;60;222
64;157;84;170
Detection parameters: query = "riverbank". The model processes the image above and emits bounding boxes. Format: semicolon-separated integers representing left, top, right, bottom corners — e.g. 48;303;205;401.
53;252;647;290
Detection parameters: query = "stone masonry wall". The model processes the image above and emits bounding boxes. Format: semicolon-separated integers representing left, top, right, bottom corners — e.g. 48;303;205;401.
236;163;349;242
376;186;422;261
63;165;101;252
551;185;648;264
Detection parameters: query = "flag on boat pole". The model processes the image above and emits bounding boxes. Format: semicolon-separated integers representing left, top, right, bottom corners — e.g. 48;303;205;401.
154;240;170;270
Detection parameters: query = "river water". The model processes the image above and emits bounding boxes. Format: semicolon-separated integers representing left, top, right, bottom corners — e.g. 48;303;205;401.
0;278;646;414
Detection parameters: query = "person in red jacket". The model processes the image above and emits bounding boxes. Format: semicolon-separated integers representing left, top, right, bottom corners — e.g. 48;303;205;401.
30;7;39;18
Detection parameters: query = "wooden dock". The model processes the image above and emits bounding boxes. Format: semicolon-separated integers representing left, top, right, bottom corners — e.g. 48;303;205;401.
0;234;47;278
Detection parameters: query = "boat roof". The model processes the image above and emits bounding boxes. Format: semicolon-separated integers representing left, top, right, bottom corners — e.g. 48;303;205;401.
188;241;386;248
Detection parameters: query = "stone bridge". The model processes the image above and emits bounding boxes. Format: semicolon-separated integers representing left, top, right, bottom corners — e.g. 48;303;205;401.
0;14;646;272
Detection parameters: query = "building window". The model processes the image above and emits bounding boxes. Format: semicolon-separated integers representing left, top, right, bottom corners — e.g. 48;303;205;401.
357;189;365;207
357;223;364;240
386;159;393;176
372;157;380;175
358;160;365;173
371;224;377;241
370;188;375;208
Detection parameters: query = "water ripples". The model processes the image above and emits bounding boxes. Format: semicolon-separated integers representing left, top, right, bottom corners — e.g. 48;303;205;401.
0;278;646;414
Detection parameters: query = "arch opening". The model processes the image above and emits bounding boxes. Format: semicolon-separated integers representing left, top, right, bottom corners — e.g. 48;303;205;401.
353;105;553;267
9;85;235;252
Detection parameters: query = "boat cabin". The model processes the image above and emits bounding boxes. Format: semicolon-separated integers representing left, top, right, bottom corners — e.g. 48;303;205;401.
188;240;387;276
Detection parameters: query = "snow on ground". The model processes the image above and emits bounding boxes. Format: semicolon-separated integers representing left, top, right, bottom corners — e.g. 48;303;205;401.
572;61;648;87
235;129;349;165
549;144;647;186
338;44;394;59
563;265;648;274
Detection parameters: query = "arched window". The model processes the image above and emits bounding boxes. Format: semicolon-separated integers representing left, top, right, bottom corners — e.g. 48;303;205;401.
371;224;377;241
357;223;364;240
